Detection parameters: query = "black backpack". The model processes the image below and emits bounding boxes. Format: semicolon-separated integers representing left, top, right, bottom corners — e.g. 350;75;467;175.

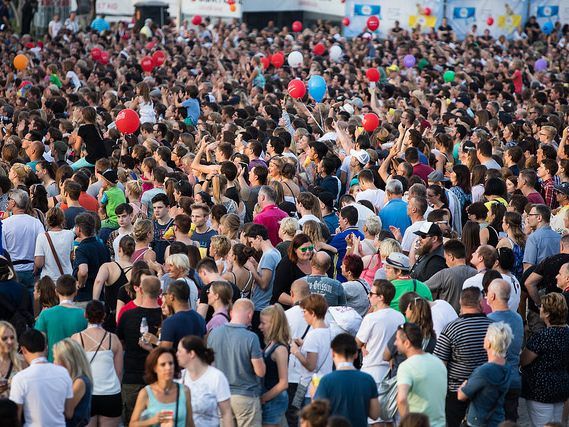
0;290;34;338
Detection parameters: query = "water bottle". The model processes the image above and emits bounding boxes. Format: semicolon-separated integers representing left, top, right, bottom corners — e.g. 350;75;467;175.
140;317;149;343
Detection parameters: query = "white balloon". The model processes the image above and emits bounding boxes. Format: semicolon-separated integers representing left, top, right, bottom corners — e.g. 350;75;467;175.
330;45;342;62
288;51;304;68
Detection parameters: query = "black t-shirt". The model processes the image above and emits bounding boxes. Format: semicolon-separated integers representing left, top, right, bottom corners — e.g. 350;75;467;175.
528;253;569;312
117;306;163;384
78;123;106;164
199;280;241;322
225;187;240;205
152;218;174;264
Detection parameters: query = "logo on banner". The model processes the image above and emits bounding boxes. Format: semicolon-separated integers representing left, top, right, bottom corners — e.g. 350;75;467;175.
353;4;380;16
537;6;559;18
453;7;475;19
409;15;437;28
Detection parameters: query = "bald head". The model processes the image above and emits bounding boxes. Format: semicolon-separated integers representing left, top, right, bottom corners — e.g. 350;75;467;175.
231;298;255;325
291;278;310;302
489;279;511;303
311;251;331;274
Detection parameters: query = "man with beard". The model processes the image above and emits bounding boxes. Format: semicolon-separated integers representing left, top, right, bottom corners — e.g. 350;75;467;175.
410;222;448;282
154;279;206;349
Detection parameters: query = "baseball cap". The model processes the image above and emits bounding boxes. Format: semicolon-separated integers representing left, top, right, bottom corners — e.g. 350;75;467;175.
350;149;370;165
456;94;470;107
554;182;569;196
414;222;443;238
53;140;68;157
318;191;335;210
427;170;450;183
351;97;364;109
384;252;410;271
102;169;118;185
340;103;354;115
387;64;399;73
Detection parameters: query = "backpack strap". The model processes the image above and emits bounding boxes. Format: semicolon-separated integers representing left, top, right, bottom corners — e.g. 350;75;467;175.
45;232;64;276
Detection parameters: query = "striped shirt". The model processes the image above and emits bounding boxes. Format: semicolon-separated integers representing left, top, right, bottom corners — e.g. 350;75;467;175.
433;313;493;391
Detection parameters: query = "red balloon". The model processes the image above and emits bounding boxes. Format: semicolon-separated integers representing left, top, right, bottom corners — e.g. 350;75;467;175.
227;0;235;4
152;50;166;67
288;79;306;99
271;52;285;68
362;113;380;132
342;17;350;26
424;7;432;16
367;16;380;31
292;21;303;32
91;47;102;61
99;51;110;65
140;56;154;72
115;109;140;134
313;43;325;56
261;56;270;69
366;68;380;82
487;17;494;26
192;15;202;26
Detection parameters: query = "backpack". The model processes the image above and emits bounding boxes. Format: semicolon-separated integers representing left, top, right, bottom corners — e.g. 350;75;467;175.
0;290;34;338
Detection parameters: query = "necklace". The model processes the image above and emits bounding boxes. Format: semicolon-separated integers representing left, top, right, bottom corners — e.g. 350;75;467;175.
155;382;172;395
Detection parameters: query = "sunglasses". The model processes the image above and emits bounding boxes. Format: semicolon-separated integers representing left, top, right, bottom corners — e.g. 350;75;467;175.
299;245;315;253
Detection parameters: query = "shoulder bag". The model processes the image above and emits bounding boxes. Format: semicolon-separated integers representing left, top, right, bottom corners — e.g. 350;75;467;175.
45;232;64;276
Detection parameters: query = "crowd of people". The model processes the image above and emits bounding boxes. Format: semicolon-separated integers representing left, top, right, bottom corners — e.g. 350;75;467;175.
0;6;565;427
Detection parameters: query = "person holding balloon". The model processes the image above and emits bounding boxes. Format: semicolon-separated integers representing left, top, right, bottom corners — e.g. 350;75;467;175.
70;106;108;171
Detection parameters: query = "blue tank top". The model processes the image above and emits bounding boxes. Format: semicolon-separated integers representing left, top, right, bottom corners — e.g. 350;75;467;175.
142;383;187;427
66;375;92;427
253;66;266;89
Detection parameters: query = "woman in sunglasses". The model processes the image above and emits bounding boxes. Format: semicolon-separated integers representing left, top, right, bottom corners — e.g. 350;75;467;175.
272;233;314;309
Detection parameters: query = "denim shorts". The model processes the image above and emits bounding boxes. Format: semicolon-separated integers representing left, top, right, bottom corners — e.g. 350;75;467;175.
262;391;288;424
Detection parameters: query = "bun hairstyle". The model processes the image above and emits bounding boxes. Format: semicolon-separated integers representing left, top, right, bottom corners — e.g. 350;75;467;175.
232;243;257;266
179;336;215;365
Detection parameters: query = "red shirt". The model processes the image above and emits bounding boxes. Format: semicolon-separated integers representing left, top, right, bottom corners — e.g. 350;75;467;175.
413;163;435;183
253;204;288;246
527;191;545;205
512;69;523;94
79;192;99;212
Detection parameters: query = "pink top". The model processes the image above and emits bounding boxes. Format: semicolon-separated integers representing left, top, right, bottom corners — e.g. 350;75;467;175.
206;309;229;333
253;204;289;246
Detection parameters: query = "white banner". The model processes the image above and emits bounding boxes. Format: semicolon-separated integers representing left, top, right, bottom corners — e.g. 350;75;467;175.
242;0;299;12
182;0;242;18
96;0;134;17
298;0;346;17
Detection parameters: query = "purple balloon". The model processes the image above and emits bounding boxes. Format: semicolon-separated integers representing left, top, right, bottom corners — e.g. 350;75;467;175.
534;58;548;72
403;54;416;68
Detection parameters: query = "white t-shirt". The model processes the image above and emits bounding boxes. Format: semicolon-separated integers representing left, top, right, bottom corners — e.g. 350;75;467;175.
356;188;385;211
298;214;323;227
181;366;231;427
10;360;73;427
48;20;62;37
401;220;426;252
296;327;333;396
430;299;458;338
2;214;45;272
356;307;405;383
463;272;520;312
349;203;376;232
34;230;75;280
66;71;81;89
286;305;309;383
112;230;132;261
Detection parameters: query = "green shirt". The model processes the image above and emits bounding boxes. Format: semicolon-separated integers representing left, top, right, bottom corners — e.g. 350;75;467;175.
397;353;447;427
102;186;126;227
35;305;87;361
390;278;433;311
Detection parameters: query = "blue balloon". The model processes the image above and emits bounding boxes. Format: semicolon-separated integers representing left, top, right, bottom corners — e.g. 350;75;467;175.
543;21;554;35
308;75;327;103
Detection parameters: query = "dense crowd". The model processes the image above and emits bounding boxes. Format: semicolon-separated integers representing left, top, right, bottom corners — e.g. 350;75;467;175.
0;7;566;427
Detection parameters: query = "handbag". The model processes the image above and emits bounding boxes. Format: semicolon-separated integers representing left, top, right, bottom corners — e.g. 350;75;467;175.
292;331;331;409
45;232;64;276
377;368;398;421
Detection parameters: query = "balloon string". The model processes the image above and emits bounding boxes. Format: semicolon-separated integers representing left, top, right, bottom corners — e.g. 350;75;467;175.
304;102;324;133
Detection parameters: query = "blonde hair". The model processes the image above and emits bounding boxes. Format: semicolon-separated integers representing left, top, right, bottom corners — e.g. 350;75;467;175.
303;220;325;244
133;219;153;242
485;322;513;358
0;321;24;372
53;338;93;384
220;213;241;240
279;217;299;238
125;180;143;200
379;238;402;259
212;175;228;204
165;253;190;274
10;163;32;180
211;235;231;258
260;304;291;346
